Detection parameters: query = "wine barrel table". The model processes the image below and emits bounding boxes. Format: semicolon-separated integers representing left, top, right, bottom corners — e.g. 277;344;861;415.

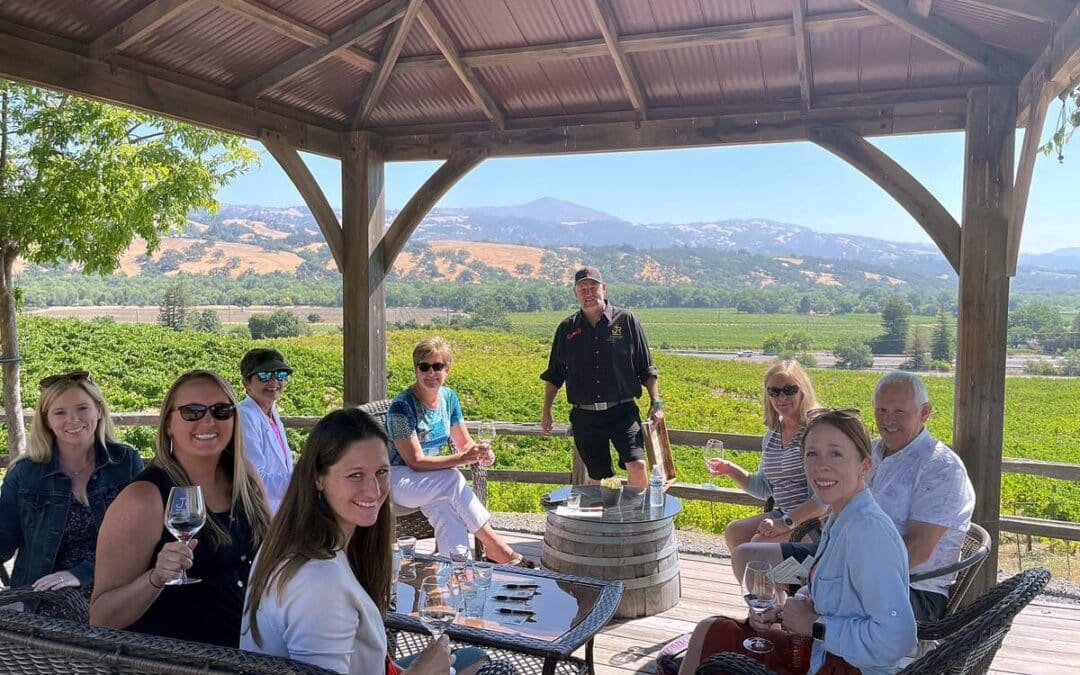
540;485;682;618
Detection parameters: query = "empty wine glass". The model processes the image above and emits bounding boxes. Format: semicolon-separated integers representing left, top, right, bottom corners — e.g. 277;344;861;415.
742;561;777;654
475;419;496;466
418;575;458;642
450;544;472;579
702;439;724;490
163;485;206;585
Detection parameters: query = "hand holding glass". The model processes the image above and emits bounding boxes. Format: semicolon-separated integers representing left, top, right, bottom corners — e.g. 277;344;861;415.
419;576;459;641
163;486;206;585
475;420;496;466
702;439;725;489
742;561;778;654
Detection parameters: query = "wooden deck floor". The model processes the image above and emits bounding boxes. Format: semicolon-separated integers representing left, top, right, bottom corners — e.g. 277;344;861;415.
449;531;1080;675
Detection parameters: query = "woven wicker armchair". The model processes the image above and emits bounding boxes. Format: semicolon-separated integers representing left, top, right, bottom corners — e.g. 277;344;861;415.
693;567;1051;675
0;588;336;674
357;399;489;560
909;522;991;616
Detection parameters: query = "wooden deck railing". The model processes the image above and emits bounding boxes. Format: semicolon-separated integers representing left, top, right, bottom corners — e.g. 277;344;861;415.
3;412;1078;541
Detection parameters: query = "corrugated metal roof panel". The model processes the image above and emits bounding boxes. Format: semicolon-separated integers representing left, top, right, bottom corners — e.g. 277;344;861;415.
805;0;862;13
758;36;800;99
711;40;768;102
749;0;796;22
354;25;391;54
368;66;487;125
662;46;727;105
699;0;759;25
502;0;575;43
810;23;864;96
533;59;609;113
575;54;637;111
933;0;1049;60
255;0;385;35
853;26;912;93
629;51;679;107
264;58;371;123
908;37;964;87
124;4;298;88
550;0;602;41
0;0;148;42
431;0;525;51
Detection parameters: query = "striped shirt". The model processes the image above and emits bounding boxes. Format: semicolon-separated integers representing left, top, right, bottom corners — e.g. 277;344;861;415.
744;424;811;514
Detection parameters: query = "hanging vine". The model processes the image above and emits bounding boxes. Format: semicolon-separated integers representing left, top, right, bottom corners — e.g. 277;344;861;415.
1041;81;1080;162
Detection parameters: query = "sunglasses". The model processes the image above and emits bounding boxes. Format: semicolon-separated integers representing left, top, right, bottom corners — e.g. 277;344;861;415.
766;384;800;398
254;370;290;383
174;403;236;422
807;407;861;421
39;371;92;389
416;362;447;372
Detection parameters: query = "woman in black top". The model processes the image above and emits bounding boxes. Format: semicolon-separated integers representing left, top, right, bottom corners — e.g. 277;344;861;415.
90;370;269;647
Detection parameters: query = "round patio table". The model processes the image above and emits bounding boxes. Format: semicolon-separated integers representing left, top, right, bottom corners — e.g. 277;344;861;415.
540;484;682;618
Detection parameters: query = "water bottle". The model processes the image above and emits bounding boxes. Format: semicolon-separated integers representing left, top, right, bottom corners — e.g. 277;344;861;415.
649;465;664;508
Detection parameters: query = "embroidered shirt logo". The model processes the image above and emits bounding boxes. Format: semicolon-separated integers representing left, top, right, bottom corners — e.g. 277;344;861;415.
566;328;582;340
610;324;623;339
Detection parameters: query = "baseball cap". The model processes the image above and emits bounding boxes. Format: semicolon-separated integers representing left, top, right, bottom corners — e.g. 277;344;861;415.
574;266;603;285
240;348;294;378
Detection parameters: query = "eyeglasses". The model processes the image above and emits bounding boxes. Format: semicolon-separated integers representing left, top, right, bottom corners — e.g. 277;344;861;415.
39;371;92;389
766;384;800;398
174;403;236;422
254;370;290;383
806;407;861;421
416;362;447;372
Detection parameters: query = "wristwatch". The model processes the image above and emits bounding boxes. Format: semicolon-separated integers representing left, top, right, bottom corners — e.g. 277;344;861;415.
651;398;663;409
781;514;796;528
812;618;827;642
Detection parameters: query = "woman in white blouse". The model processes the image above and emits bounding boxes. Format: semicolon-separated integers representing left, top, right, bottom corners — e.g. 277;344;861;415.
236;348;293;514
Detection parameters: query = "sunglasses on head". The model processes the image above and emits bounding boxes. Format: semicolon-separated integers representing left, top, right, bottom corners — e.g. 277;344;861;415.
174;403;236;422
766;384;800;398
254;370;290;383
807;407;861;421
39;371;92;389
416;362;447;372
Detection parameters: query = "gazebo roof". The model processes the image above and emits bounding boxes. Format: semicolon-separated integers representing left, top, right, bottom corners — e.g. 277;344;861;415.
2;0;1077;161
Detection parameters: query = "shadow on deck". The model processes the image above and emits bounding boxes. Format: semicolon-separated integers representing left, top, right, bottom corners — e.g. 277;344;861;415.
417;530;1080;675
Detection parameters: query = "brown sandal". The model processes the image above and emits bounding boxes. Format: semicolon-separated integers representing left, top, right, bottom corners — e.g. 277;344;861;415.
506;554;537;569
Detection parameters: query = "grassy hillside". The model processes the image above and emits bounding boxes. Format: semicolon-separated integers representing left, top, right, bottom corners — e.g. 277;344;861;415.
510;308;944;351
8;317;1077;531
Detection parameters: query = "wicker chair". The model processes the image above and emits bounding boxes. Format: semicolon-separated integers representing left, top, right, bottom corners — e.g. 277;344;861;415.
909;522;991;616
357;399;489;560
693;567;1051;675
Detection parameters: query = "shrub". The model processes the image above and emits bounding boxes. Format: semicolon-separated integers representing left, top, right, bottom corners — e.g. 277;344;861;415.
307;313;321;323
833;338;873;369
929;359;952;372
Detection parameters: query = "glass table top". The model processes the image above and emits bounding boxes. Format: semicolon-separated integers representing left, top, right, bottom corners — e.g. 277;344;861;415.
541;484;682;523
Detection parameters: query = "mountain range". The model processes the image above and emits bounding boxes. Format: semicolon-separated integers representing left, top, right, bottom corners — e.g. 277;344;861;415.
20;198;1079;291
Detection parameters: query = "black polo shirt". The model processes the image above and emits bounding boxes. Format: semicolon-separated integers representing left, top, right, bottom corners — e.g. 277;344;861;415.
540;302;658;406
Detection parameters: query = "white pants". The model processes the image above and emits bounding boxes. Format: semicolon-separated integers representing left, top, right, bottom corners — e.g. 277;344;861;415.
391;465;491;554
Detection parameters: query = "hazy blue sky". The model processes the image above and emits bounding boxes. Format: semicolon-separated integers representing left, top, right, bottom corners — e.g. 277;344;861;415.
217;112;1080;253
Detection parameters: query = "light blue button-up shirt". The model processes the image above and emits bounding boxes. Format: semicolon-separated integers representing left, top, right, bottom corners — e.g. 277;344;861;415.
808;489;917;674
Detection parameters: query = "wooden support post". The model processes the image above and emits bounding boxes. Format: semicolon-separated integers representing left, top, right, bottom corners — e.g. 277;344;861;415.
955;85;1016;598
341;132;387;406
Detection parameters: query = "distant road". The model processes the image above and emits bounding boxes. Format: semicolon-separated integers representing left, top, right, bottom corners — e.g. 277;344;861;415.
25;305;454;325
664;350;1060;374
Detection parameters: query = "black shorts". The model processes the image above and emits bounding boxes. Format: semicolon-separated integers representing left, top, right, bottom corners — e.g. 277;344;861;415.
568;401;645;480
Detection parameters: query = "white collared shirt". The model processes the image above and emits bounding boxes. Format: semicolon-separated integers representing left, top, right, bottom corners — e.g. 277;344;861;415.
867;428;976;596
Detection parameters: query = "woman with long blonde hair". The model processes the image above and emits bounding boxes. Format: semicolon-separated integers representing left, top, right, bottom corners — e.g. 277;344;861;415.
90;370;268;647
707;360;825;562
0;372;142;607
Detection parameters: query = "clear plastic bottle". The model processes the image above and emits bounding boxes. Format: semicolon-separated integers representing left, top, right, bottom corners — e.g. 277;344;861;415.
649;465;664;508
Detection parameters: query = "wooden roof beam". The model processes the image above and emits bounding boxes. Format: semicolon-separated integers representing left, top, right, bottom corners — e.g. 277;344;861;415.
810;126;960;272
908;0;932;18
89;0;193;59
380;150;486;269
417;4;506;130
352;0;425;129
1017;3;1080;124
1009;80;1055;275
792;0;813;111
236;0;407;100
854;0;1027;80
586;0;648;120
964;0;1075;24
378;99;967;160
209;0;377;72
260;129;345;271
395;10;889;74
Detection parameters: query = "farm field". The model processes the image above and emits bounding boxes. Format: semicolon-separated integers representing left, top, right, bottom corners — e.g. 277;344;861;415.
509;308;944;350
6;317;1077;533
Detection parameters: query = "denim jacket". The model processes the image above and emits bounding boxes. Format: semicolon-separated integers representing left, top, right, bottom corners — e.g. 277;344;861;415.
0;440;143;587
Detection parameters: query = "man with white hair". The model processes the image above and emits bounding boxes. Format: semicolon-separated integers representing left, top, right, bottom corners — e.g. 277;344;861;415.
732;370;975;621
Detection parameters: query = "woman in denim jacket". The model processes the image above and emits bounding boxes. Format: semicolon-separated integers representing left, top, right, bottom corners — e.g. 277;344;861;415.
0;372;142;602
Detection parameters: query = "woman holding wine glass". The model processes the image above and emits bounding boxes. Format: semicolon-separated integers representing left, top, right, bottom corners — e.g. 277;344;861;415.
385;336;533;567
0;372;142;613
678;410;916;674
707;360;825;556
90;370;269;647
242;408;488;675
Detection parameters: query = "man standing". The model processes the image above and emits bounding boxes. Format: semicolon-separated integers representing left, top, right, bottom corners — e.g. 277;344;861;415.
540;266;662;488
731;370;974;622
